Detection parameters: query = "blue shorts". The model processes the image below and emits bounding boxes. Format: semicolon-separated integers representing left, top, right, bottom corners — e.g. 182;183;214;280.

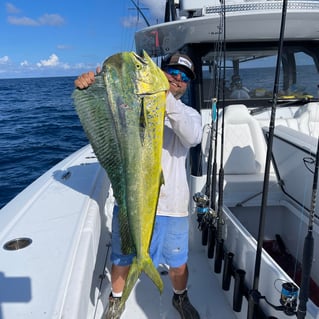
111;206;189;268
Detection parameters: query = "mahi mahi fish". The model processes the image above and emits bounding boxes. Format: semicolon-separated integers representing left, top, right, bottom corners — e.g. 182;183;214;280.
72;51;169;304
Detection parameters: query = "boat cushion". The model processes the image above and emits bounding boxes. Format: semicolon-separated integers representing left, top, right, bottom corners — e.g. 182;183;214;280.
220;104;267;175
294;102;319;137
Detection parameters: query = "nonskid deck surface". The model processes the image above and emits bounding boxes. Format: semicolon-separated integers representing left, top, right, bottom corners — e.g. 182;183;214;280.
114;245;238;319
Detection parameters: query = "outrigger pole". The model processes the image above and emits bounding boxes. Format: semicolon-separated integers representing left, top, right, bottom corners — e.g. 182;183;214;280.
296;138;319;318
247;0;288;317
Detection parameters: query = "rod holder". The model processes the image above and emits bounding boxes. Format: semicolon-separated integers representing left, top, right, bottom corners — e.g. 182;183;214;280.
233;269;246;312
207;226;216;259
214;238;224;273
222;252;234;290
201;224;208;245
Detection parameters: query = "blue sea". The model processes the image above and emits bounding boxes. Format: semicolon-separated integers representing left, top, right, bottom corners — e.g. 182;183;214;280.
0;77;88;209
1;68;318;209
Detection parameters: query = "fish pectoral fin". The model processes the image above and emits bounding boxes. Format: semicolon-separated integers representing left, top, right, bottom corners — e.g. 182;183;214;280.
139;97;148;144
121;256;163;306
140;97;147;128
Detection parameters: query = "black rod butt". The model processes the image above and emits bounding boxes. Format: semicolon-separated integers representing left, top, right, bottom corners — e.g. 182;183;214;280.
233;269;246;312
222;252;234;290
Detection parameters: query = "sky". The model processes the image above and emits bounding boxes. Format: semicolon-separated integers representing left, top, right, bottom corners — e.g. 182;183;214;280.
0;0;166;79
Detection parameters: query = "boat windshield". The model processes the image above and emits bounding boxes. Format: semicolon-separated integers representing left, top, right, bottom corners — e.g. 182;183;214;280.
201;43;319;108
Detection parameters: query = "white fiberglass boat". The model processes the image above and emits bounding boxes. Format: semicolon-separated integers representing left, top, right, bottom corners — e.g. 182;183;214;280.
1;0;319;318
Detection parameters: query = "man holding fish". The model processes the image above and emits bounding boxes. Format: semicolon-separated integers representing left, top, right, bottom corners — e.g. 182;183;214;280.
74;52;202;319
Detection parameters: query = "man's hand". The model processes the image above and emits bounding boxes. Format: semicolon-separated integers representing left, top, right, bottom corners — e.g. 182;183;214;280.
74;67;101;89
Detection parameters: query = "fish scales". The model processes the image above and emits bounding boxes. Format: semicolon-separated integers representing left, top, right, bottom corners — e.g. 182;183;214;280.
73;69;133;252
73;51;169;305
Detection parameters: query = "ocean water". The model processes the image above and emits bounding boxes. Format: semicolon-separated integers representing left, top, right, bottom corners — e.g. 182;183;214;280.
1;68;318;209
0;77;88;209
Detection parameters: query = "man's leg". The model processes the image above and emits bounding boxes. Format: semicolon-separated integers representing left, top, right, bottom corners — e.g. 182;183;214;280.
169;263;188;291
111;264;130;294
163;217;200;319
170;263;200;319
105;206;134;319
104;264;130;319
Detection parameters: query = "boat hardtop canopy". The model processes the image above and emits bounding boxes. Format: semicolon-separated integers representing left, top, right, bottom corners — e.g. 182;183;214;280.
135;0;319;57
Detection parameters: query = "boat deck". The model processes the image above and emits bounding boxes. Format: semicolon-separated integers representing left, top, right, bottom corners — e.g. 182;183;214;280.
102;218;240;319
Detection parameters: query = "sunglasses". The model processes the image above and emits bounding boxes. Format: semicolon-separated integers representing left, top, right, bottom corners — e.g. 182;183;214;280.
165;67;190;83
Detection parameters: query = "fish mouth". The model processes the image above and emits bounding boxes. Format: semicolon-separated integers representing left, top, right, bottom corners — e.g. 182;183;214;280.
132;51;148;65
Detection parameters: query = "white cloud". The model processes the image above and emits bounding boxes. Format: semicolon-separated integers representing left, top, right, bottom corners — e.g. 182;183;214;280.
57;44;72;50
0;56;10;64
6;2;20;14
8;15;38;26
20;60;29;66
35;54;70;70
122;0;166;27
7;13;64;26
61;63;70;70
141;0;166;18
38;14;64;26
121;15;140;28
37;54;59;67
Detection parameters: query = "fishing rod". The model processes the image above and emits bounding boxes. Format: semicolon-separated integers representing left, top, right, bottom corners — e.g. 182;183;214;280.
204;9;225;256
193;1;224;255
194;99;218;251
206;97;218;257
214;0;227;274
247;0;288;317
296;137;319;319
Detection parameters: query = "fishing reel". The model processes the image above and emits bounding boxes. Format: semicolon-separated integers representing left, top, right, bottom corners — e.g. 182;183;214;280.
193;192;210;227
193;192;209;217
193;192;217;231
279;282;298;316
250;281;299;317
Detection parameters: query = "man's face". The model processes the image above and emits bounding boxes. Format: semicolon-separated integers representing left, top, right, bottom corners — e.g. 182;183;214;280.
164;69;189;99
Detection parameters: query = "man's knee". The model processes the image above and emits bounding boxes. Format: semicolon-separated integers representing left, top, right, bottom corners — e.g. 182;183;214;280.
170;263;187;275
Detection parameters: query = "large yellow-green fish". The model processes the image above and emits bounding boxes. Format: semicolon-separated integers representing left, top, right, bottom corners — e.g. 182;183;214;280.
72;51;169;304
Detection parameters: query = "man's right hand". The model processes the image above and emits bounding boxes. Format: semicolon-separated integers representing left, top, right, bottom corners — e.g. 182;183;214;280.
74;67;101;89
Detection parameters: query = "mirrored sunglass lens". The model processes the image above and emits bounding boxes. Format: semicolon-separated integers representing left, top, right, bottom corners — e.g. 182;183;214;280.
180;73;189;82
166;68;189;82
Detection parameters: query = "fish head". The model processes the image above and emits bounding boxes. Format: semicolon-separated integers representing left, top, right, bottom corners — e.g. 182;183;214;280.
102;51;169;96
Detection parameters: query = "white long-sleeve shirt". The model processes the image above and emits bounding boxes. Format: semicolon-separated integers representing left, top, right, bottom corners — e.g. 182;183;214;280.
157;92;202;217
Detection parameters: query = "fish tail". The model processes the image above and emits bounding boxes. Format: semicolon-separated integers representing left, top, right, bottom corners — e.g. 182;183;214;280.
143;255;164;293
120;256;163;306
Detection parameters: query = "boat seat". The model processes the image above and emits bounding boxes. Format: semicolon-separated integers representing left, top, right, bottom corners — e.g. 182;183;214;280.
217;104;279;205
294;102;319;137
220;104;266;173
257;118;299;131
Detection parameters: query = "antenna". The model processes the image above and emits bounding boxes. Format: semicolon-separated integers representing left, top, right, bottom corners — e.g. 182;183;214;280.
129;0;151;27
